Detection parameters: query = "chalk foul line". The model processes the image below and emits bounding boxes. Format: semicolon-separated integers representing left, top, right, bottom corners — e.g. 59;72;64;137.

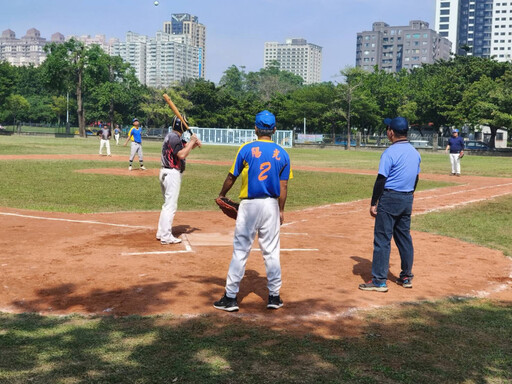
0;211;151;229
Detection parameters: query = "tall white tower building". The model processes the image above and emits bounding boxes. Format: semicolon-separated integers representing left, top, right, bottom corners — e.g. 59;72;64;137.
264;38;322;84
163;13;206;78
433;0;512;61
111;29;202;88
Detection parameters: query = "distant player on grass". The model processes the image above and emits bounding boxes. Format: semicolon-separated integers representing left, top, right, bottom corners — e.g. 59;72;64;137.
97;125;112;156
124;118;146;171
445;128;464;176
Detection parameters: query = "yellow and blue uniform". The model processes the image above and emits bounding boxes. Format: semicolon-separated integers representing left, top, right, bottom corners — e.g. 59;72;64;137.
128;126;142;143
230;139;292;199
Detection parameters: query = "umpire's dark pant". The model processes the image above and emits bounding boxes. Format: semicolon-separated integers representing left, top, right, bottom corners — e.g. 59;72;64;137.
372;190;414;284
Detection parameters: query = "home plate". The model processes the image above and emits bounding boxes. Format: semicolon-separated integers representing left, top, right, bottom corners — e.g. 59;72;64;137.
186;232;233;246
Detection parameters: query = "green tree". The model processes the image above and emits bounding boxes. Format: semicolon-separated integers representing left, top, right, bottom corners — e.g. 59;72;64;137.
457;74;512;148
0;62;16;117
42;39;88;136
5;94;30;128
51;95;67;125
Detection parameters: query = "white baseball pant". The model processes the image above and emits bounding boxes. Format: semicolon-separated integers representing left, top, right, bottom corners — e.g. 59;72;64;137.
225;197;282;298
99;139;111;156
156;168;182;242
449;153;461;174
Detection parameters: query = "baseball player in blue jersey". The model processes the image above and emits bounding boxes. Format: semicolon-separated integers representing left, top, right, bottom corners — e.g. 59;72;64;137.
123;118;146;171
359;117;421;292
156;115;201;245
445;128;465;176
214;110;292;312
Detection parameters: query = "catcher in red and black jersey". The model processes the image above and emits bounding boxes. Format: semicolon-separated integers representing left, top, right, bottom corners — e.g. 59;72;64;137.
156;115;201;245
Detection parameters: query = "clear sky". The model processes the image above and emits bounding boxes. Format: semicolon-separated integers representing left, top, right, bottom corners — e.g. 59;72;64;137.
1;0;435;84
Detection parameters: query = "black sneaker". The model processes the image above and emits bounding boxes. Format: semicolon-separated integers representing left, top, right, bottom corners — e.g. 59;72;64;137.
213;294;239;312
396;277;413;288
267;295;283;309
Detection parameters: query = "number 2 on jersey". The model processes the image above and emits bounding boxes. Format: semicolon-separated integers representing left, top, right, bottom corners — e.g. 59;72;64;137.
258;162;271;181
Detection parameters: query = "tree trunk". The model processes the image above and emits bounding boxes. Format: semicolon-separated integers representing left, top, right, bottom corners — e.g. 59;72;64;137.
77;68;85;137
109;65;115;129
488;126;498;148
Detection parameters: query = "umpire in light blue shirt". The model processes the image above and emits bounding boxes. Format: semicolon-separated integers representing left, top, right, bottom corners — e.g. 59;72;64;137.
359;117;421;292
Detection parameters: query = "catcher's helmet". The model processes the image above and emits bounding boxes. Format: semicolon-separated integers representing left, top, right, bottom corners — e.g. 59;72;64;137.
171;115;188;133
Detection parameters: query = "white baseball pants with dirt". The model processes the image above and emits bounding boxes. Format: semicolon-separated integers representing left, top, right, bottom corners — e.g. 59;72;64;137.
129;142;143;161
99;139;111;155
449;153;461;174
225;197;282;298
156;168;182;242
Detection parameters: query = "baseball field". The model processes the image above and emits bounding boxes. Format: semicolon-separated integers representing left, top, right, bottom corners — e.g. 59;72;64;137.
1;135;511;383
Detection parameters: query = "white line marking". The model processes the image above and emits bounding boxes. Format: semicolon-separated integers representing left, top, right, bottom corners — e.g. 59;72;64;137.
251;248;319;252
121;235;194;256
281;232;308;236
121;250;192;256
0;212;151;229
415;191;512;215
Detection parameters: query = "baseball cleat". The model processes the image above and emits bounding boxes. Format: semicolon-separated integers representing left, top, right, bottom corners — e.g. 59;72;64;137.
141;166;147;170
358;280;388;292
161;237;182;245
267;295;283;309
128;166;132;171
213;294;239;312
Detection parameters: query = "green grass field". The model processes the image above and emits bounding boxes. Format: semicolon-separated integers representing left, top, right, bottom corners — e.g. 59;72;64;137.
0;135;511;383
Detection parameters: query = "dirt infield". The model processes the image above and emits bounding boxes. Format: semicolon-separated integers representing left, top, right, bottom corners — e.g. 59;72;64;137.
1;154;511;335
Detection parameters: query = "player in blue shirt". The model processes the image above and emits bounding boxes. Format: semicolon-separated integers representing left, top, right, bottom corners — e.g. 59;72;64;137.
359;117;421;292
214;110;292;312
123;118;146;171
445;128;464;176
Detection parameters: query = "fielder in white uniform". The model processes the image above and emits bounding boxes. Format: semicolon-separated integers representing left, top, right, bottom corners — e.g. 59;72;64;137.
97;126;111;156
156;115;201;245
214;110;292;312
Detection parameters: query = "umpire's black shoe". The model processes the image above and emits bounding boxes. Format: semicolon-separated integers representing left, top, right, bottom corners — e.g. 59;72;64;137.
267;295;283;310
213;293;239;312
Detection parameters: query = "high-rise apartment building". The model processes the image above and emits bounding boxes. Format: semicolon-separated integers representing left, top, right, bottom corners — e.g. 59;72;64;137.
435;0;493;57
492;1;512;60
264;38;322;84
0;28;62;66
434;0;512;61
163;13;206;78
66;34;118;53
110;32;148;85
111;30;202;88
355;20;452;72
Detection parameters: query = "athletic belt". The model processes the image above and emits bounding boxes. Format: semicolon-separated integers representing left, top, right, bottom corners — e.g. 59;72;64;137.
384;189;414;194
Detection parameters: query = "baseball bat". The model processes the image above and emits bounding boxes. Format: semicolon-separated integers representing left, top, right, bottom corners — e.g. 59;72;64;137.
163;93;201;147
163;93;190;131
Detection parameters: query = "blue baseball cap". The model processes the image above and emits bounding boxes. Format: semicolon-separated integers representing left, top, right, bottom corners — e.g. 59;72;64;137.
384;117;409;133
132;118;139;123
452;128;459;133
255;110;276;130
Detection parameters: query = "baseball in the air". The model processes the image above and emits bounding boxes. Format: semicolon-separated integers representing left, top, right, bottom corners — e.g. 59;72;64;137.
154;1;159;5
